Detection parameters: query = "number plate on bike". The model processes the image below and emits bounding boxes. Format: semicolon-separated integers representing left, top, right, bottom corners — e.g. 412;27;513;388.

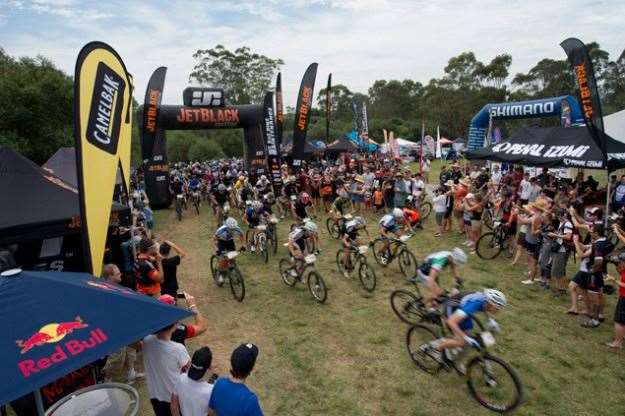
257;225;267;231
270;217;279;224
344;214;353;220
399;235;410;242
493;221;501;227
226;251;239;259
304;254;317;264
358;245;369;254
480;331;496;347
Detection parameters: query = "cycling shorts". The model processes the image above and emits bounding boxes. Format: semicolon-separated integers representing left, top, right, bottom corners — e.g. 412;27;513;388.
217;239;236;255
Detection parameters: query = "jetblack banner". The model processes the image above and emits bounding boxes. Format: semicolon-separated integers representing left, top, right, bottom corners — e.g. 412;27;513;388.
561;37;606;157
262;92;282;192
326;73;332;142
292;63;318;168
244;124;267;179
275;72;284;154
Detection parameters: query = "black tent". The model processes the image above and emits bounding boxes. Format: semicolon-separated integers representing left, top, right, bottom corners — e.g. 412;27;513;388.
43;147;122;188
0;146;129;245
466;126;625;170
326;137;359;154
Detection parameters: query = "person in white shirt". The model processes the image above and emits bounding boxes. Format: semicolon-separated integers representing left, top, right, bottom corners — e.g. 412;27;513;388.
518;172;532;204
171;347;214;416
143;323;191;416
491;165;502;186
432;186;448;237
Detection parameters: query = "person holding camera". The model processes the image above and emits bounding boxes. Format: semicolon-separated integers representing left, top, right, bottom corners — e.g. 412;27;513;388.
158;293;207;345
159;240;187;298
136;237;164;297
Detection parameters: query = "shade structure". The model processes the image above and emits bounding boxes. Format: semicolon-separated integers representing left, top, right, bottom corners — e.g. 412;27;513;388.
43;147;123;189
326;137;358;153
465;126;625;171
0;269;192;407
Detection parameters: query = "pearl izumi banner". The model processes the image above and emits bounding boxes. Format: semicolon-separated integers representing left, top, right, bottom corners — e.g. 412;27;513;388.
561;37;606;157
262;92;282;192
291;63;318;168
275;72;284;153
74;41;133;274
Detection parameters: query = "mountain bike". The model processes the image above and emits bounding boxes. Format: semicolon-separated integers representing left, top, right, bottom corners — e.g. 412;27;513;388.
475;221;514;260
335;244;377;292
371;234;418;280
191;190;201;215
209;251;245;302
482;201;496;230
246;224;269;263
390;280;464;325
175;194;184;222
266;216;279;254
326;213;352;239
278;254;327;303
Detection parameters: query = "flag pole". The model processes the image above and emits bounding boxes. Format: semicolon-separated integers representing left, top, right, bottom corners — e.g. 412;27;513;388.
420;121;424;175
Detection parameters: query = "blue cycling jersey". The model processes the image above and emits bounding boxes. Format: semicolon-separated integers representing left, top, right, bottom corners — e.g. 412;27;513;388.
189;179;201;190
379;214;396;229
448;292;487;332
214;224;242;240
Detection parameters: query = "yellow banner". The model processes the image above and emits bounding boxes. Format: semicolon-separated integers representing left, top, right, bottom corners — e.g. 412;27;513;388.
74;42;132;274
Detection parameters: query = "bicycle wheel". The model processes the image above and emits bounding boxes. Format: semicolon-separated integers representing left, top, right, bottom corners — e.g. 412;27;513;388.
466;354;524;413
270;228;278;254
398;249;418;280
307;271;327;303
257;234;269;263
390;289;425;324
210;255;224;287
420;202;432;220
194;200;200;215
371;238;390;267
475;232;503;260
483;210;494;230
176;203;182;221
406;324;443;374
358;260;377;292
228;266;245;302
279;259;298;286
326;218;341;239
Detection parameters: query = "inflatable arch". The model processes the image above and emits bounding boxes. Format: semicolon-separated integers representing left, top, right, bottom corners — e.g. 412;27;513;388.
467;96;585;151
140;67;275;208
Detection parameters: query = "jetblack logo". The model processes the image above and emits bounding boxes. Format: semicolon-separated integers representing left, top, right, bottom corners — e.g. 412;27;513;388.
183;87;225;107
86;62;126;155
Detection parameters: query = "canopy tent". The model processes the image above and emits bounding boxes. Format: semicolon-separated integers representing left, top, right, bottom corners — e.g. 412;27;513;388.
43;147;123;189
0;146;129;245
345;131;378;152
326;137;359;154
605;109;625;143
439;137;454;146
280;139;326;155
465;126;625;171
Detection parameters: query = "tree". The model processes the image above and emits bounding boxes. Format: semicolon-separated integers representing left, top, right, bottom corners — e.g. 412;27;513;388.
317;84;354;122
368;80;423;120
188;139;225;161
603;49;625;113
189;45;283;104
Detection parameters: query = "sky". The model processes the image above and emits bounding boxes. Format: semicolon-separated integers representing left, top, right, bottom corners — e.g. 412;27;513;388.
1;0;624;108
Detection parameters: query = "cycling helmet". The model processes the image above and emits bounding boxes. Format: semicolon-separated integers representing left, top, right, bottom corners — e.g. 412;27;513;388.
303;220;318;233
217;184;226;191
354;216;366;227
450;247;468;265
300;192;311;203
289;228;305;241
252;201;263;210
260;175;267;180
264;192;275;203
225;218;238;229
484;288;507;309
392;208;404;218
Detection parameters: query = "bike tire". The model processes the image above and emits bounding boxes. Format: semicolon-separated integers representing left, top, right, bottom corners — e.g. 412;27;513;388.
271;231;278;254
326;218;341;239
258;234;269;263
390;289;425;324
398;249;418;280
358;260;377;292
210;255;225;287
405;324;443;374
279;259;298;286
466;354;524;413
307;271;327;303
228;266;245;302
371;238;390;267
195;201;200;215
420;202;432;220
475;232;503;260
483;210;494;230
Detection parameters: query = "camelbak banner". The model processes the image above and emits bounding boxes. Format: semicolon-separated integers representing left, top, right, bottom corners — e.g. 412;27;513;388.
275;72;284;153
292;63;318;168
326;73;332;142
561;37;606;157
262;92;282;192
74;41;133;274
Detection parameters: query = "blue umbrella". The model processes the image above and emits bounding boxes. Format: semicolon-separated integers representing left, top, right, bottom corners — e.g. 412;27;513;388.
0;269;192;409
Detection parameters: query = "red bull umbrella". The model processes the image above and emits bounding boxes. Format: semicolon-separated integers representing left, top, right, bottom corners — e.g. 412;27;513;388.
0;269;192;408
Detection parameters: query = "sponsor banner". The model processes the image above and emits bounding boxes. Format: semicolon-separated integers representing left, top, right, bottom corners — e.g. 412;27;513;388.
561;37;606;156
74;41;133;274
326;73;332;142
182;87;225;107
275;72;284;152
262;92;282;192
292;63;318;168
244;124;267;178
361;103;369;139
158;104;261;129
351;98;360;132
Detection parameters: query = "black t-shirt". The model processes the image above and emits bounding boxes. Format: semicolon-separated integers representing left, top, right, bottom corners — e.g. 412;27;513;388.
213;189;229;204
294;200;311;219
590;238;614;274
284;183;298;197
171;181;184;195
161;255;181;296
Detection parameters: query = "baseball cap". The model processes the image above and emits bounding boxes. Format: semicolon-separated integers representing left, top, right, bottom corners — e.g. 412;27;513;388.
231;343;259;376
188;347;213;381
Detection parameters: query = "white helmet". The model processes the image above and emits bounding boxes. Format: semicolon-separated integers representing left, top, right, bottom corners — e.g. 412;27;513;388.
225;217;238;229
484;288;507;309
303;220;318;233
252;200;263;210
217;183;226;191
354;216;366;227
260;175;267;180
392;208;403;218
245;200;252;206
450;247;467;265
289;228;305;241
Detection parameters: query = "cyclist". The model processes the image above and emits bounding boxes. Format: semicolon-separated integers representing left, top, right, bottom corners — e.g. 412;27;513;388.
262;192;276;215
340;216;370;278
286;226;308;278
292;192;313;222
213;218;245;284
329;190;352;220
422;289;507;365
255;174;271;196
243;201;269;252
303;219;321;255
376;208;407;264
416;248;467;303
211;183;230;223
402;207;423;232
188;175;202;207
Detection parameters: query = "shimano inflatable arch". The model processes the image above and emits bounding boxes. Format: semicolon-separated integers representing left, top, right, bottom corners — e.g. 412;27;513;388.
141;67;271;208
467;95;584;151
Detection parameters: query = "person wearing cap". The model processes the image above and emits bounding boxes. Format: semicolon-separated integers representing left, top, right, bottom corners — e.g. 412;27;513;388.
209;343;263;416
158;293;207;345
171;347;215;416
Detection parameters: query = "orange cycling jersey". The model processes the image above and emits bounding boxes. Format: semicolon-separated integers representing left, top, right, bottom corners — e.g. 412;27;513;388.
403;208;420;223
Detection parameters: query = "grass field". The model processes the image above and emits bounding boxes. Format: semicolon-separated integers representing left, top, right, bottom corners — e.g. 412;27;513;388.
128;193;625;416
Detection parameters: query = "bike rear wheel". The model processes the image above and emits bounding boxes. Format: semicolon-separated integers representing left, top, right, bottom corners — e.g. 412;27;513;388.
398;249;418;280
483;210;494;230
210;255;224;287
326;218;341;239
228;266;245;302
358;260;376;292
466;354;523;413
390;289;425;324
279;259;298;286
476;232;503;260
270;228;278;254
257;233;269;263
307;271;327;303
420;202;432;220
371;238;390;267
406;324;443;374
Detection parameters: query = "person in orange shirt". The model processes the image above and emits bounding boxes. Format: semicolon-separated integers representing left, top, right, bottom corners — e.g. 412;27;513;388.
453;178;469;234
135;238;164;297
402;207;422;232
373;187;384;212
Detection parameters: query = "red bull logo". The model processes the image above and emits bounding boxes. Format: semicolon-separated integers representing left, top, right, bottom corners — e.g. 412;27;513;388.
16;317;108;378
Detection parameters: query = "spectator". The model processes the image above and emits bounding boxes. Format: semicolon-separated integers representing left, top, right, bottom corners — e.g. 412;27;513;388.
491;164;502;186
160;240;187;298
432;186;447;237
209;343;263;416
453;178;469;235
605;253;625;349
143;322;191;416
518;172;531;205
612;175;625;211
158;293;208;345
135;238;164;297
171;347;215;416
548;210;574;295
